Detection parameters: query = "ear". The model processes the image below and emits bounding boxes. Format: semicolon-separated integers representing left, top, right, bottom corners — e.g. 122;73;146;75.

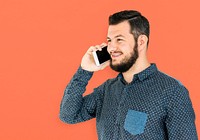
137;35;148;52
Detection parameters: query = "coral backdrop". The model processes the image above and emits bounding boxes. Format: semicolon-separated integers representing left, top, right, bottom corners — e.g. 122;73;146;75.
0;0;199;139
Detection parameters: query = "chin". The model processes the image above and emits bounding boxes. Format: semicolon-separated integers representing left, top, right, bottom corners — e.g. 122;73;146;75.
111;61;120;66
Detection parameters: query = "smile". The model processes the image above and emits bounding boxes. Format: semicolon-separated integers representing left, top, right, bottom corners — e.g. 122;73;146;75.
111;52;123;58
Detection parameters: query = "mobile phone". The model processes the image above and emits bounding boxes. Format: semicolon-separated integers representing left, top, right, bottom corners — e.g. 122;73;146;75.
92;46;111;66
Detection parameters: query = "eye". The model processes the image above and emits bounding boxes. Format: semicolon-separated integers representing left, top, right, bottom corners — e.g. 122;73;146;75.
107;39;111;43
117;38;123;42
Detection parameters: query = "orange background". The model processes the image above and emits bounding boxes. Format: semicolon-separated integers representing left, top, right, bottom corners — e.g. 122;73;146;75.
0;0;199;139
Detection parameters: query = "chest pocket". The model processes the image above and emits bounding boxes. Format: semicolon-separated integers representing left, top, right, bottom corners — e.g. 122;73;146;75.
124;109;148;135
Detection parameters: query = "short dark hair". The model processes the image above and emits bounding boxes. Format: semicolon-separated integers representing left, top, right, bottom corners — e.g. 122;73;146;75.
109;10;150;45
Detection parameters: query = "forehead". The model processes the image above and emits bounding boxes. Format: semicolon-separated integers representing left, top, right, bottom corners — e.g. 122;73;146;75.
107;21;132;38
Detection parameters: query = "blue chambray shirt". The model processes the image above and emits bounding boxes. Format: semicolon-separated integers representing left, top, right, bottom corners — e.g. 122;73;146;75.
60;64;198;140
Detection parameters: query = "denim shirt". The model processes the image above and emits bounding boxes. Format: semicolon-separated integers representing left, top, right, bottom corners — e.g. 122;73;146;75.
60;64;198;140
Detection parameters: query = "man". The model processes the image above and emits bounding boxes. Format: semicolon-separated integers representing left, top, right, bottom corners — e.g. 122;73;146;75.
59;10;198;139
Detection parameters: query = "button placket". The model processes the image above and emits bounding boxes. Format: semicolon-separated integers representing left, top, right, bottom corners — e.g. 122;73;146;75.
113;86;128;139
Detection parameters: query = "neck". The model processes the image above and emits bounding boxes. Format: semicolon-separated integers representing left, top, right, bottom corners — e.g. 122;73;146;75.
122;56;150;84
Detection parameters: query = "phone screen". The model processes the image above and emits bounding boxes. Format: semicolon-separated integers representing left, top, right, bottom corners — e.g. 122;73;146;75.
96;46;111;64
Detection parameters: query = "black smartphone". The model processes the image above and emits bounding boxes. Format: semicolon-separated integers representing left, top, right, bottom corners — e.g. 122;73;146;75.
92;46;111;66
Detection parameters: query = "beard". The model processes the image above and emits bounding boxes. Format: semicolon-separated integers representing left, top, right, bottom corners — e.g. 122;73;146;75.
110;43;139;73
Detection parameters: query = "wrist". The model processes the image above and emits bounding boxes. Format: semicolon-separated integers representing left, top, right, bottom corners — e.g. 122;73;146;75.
79;66;94;74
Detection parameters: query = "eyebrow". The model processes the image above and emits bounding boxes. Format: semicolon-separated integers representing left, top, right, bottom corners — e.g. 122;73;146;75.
107;34;125;40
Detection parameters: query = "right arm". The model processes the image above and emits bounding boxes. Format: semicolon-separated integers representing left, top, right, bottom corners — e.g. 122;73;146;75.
59;44;109;124
59;67;96;124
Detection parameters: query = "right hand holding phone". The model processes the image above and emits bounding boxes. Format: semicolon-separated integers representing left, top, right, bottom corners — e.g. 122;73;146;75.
81;43;110;72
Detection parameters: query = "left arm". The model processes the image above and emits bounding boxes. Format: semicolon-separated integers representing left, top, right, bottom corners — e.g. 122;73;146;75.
165;85;198;140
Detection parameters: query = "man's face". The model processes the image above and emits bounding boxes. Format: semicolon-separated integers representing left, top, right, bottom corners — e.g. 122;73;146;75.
107;21;138;72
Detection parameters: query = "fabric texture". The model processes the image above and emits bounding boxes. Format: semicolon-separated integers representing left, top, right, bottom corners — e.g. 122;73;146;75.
60;64;198;140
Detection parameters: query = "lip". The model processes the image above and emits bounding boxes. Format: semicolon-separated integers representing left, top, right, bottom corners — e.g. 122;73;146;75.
111;52;123;59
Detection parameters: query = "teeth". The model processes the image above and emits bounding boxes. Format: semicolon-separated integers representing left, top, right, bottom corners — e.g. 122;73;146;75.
111;52;122;57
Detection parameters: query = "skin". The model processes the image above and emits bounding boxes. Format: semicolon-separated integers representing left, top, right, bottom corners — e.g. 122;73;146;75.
81;21;150;83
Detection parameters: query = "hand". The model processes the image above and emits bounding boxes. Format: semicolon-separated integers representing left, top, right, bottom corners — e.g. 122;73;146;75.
81;43;110;72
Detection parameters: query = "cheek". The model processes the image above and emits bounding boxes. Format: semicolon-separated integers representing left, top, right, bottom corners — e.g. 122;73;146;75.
120;43;133;53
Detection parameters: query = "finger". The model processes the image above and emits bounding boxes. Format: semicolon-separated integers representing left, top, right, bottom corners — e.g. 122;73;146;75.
87;43;107;53
87;46;98;53
100;42;107;48
94;45;102;51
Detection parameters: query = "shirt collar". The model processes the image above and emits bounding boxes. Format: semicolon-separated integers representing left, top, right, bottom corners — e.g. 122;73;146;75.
117;63;158;83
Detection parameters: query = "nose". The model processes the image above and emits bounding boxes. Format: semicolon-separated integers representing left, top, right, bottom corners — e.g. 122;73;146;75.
107;41;117;54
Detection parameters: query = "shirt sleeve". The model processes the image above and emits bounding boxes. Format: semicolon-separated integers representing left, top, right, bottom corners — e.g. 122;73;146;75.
59;66;104;124
165;85;198;140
